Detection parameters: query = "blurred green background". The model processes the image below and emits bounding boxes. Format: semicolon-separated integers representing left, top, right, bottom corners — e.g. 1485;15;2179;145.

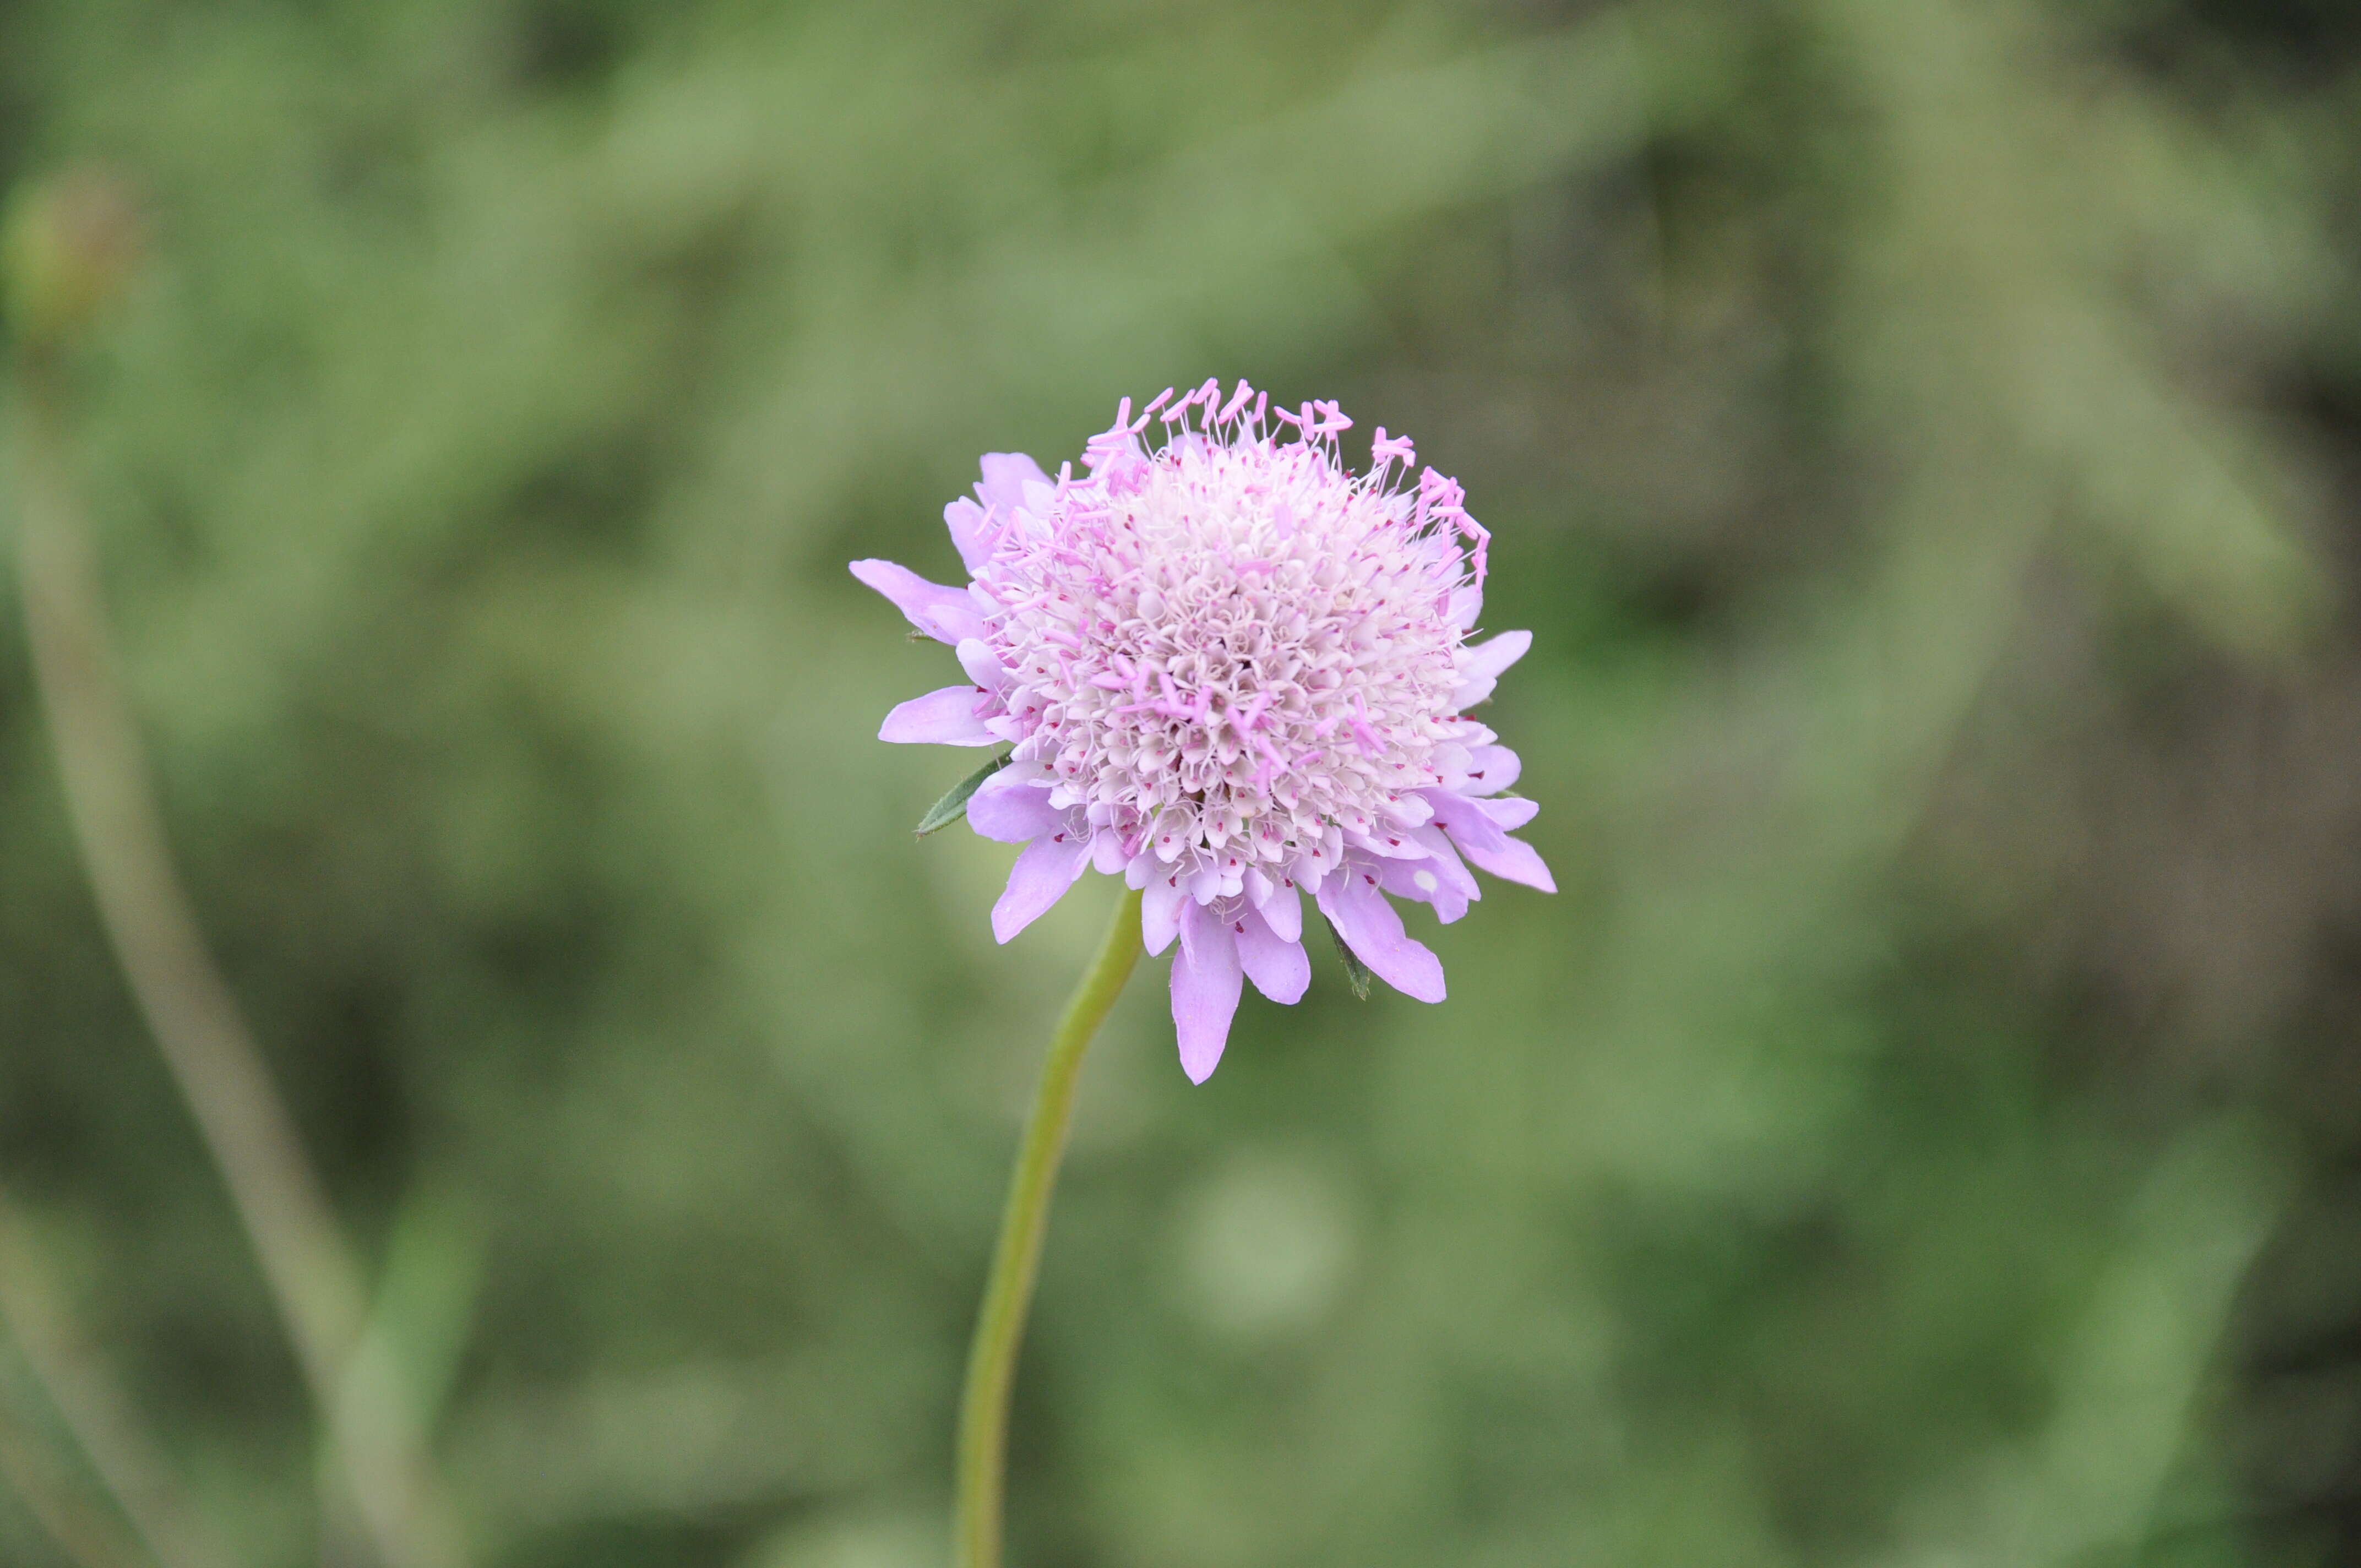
4;0;2361;1564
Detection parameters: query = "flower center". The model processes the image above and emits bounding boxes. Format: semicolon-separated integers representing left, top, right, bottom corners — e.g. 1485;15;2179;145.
986;431;1465;874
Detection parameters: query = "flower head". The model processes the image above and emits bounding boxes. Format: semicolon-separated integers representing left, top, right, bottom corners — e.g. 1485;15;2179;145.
854;381;1552;1081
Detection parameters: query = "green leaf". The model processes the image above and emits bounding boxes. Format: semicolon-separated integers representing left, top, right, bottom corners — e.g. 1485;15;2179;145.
1324;914;1372;1000
915;751;1012;837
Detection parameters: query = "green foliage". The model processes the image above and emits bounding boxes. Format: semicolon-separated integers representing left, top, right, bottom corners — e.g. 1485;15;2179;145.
1;1;2358;1565
916;754;1009;840
1321;916;1374;1003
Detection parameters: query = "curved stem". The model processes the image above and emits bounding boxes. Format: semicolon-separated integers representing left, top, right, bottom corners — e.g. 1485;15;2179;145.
0;1189;229;1568
954;886;1143;1568
9;355;469;1568
0;1392;150;1568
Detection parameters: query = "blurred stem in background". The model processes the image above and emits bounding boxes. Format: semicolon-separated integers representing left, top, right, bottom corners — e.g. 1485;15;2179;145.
2;173;470;1568
0;1190;226;1568
955;886;1144;1568
0;1390;150;1568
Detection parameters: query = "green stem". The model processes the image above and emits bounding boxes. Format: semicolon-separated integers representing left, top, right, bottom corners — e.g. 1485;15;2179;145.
0;1393;150;1568
0;1187;229;1568
954;886;1144;1568
10;355;469;1568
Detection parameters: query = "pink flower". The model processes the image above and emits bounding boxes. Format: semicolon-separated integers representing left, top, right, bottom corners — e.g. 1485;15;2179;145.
854;382;1552;1082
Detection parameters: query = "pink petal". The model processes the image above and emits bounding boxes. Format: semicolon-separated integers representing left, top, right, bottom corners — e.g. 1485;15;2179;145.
1407;826;1482;902
965;770;1061;843
1478;796;1539;831
1465;744;1522;793
1452;630;1533;709
1465;629;1533;679
976;453;1051;519
1253;879;1304;943
1424;793;1556;893
1379;847;1474;924
849;559;987;644
1232;903;1309;1005
1362;836;1428;862
880;686;999;745
991;833;1091;943
1465;834;1555;892
1316;867;1446;1004
1428;742;1475;790
943;498;992;573
1449;584;1483;630
956;637;1010;693
1172;902;1243;1083
1141;872;1188;957
1421;792;1497;847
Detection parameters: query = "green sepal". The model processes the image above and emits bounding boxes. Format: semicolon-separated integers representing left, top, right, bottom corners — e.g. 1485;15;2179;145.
916;751;1013;837
1323;914;1373;1000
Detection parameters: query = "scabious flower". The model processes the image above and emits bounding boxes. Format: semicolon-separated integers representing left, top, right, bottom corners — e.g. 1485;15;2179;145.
854;380;1552;1082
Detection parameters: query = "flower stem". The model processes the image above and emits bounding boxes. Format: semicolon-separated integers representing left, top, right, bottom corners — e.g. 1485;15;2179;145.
0;1393;150;1568
955;885;1143;1568
0;1186;230;1568
9;352;470;1568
